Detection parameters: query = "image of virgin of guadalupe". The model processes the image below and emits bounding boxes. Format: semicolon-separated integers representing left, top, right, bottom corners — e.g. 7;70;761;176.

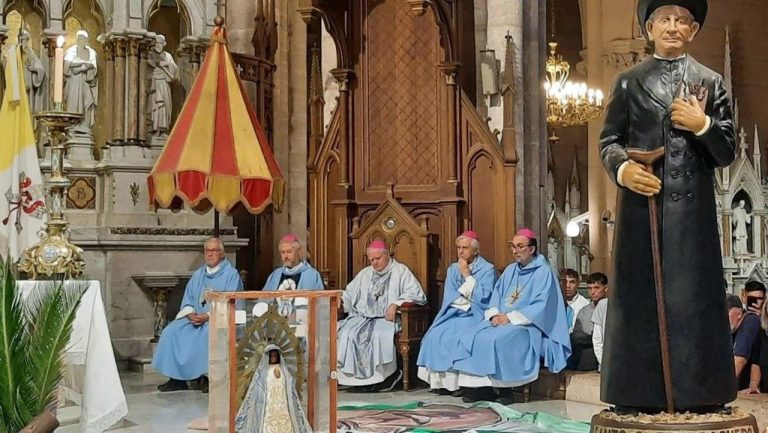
235;345;312;433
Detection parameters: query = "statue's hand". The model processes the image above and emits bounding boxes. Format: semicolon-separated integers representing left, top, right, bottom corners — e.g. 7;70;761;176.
620;160;662;197
671;97;707;133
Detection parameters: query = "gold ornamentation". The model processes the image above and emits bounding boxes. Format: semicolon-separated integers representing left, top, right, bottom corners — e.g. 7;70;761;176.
18;111;86;279
236;303;305;407
506;286;523;307
2;11;23;51
545;42;604;127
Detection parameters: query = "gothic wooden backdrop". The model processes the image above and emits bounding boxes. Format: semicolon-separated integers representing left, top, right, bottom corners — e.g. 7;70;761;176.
300;0;518;314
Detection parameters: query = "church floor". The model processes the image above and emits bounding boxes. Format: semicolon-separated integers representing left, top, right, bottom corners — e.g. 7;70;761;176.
56;370;608;432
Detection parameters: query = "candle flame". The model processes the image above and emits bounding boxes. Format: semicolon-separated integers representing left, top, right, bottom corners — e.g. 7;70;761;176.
56;35;65;48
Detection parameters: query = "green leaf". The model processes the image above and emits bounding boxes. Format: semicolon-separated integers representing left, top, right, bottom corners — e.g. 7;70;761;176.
24;280;86;416
0;258;28;429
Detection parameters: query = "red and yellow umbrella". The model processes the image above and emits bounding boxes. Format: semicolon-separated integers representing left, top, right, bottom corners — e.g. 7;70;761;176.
148;17;284;215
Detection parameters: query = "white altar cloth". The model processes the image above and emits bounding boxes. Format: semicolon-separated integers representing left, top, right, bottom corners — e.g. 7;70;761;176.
18;280;128;433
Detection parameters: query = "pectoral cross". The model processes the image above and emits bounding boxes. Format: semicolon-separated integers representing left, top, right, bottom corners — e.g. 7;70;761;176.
506;286;523;307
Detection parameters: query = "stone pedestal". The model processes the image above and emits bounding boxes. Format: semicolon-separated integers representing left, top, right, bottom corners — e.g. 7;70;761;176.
131;272;192;342
67;132;95;161
149;134;168;158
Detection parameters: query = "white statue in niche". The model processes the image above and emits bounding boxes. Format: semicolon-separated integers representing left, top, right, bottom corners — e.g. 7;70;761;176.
548;236;559;273
147;34;178;134
63;30;98;135
732;199;752;255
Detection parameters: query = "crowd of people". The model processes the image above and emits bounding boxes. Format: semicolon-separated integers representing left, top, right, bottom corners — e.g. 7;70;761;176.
146;229;768;402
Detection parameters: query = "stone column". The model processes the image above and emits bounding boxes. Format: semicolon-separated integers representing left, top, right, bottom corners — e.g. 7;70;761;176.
113;38;127;144
126;38;141;143
137;39;151;143
103;41;115;145
584;0;642;275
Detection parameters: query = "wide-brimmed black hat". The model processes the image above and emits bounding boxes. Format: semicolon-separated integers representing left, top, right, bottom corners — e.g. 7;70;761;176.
637;0;708;38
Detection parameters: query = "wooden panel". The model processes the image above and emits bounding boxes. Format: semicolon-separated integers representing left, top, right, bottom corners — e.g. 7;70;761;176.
364;0;441;188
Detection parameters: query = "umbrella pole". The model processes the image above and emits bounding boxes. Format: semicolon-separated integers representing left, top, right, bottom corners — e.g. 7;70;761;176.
214;210;220;238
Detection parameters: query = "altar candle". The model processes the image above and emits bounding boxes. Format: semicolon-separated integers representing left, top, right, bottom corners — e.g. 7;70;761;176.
54;35;65;105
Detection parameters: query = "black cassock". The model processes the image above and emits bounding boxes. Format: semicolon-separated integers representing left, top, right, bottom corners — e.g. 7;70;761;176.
600;54;737;410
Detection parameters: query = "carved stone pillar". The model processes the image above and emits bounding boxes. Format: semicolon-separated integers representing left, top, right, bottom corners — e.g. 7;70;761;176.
102;41;115;144
439;61;460;183
138;39;151;143
44;37;57;110
330;68;354;186
188;44;204;77
126;38;141;143
113;38;127;143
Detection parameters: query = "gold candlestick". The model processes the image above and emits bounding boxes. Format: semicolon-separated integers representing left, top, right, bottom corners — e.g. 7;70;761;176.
18;111;86;279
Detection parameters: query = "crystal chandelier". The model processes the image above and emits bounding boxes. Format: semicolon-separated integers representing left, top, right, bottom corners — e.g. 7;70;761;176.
544;42;604;127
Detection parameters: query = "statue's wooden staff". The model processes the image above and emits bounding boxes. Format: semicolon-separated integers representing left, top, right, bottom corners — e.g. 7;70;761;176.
627;147;674;413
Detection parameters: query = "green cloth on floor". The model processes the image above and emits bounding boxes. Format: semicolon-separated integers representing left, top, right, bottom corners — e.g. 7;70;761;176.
338;401;591;433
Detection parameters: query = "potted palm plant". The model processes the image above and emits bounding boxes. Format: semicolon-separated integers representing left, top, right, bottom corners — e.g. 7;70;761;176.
0;259;86;432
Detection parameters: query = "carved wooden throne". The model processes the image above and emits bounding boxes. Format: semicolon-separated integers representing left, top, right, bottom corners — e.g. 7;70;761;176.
349;185;431;390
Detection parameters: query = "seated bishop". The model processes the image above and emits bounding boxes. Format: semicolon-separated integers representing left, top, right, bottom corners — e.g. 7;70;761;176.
453;228;571;403
417;230;497;393
262;234;324;319
337;239;427;391
153;237;243;392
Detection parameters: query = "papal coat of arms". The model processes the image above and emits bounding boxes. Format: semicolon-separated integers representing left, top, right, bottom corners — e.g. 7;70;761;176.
2;172;46;233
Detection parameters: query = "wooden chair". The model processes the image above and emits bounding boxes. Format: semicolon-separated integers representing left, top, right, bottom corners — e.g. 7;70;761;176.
350;185;432;390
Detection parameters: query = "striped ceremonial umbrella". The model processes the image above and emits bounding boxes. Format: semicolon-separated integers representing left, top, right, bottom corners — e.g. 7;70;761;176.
148;16;284;224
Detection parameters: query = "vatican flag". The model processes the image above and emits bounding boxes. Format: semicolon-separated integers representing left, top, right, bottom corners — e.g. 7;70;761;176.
0;43;47;262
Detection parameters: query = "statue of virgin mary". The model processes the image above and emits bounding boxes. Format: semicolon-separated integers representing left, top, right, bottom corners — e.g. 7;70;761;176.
234;345;312;433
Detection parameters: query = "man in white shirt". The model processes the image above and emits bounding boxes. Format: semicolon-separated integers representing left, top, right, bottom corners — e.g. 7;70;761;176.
563;268;589;333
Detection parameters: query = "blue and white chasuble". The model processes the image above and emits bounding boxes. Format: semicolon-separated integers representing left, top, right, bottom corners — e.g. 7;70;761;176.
417;256;497;379
337;258;426;386
262;261;325;318
453;254;571;386
152;259;242;380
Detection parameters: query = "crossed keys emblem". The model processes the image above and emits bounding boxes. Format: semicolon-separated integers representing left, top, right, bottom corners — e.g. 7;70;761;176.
2;172;46;233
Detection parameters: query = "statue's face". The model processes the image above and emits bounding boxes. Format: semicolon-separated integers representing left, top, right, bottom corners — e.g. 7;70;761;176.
154;37;165;53
646;5;700;56
76;35;87;48
268;350;280;365
739;200;746;208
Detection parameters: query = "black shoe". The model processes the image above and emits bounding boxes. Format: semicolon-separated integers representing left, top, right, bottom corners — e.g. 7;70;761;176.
345;385;375;393
613;406;639;416
201;376;209;394
451;388;465;398
157;378;189;392
430;388;452;396
462;387;495;403
375;369;403;392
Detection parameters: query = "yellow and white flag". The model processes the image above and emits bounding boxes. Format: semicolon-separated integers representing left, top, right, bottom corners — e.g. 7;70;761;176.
0;43;47;261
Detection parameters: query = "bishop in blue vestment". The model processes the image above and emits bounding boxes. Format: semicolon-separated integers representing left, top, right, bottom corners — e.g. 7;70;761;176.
261;234;325;320
153;238;242;392
453;229;571;400
417;230;497;392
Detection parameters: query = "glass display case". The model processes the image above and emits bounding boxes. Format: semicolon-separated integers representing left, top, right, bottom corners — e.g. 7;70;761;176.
207;290;342;433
